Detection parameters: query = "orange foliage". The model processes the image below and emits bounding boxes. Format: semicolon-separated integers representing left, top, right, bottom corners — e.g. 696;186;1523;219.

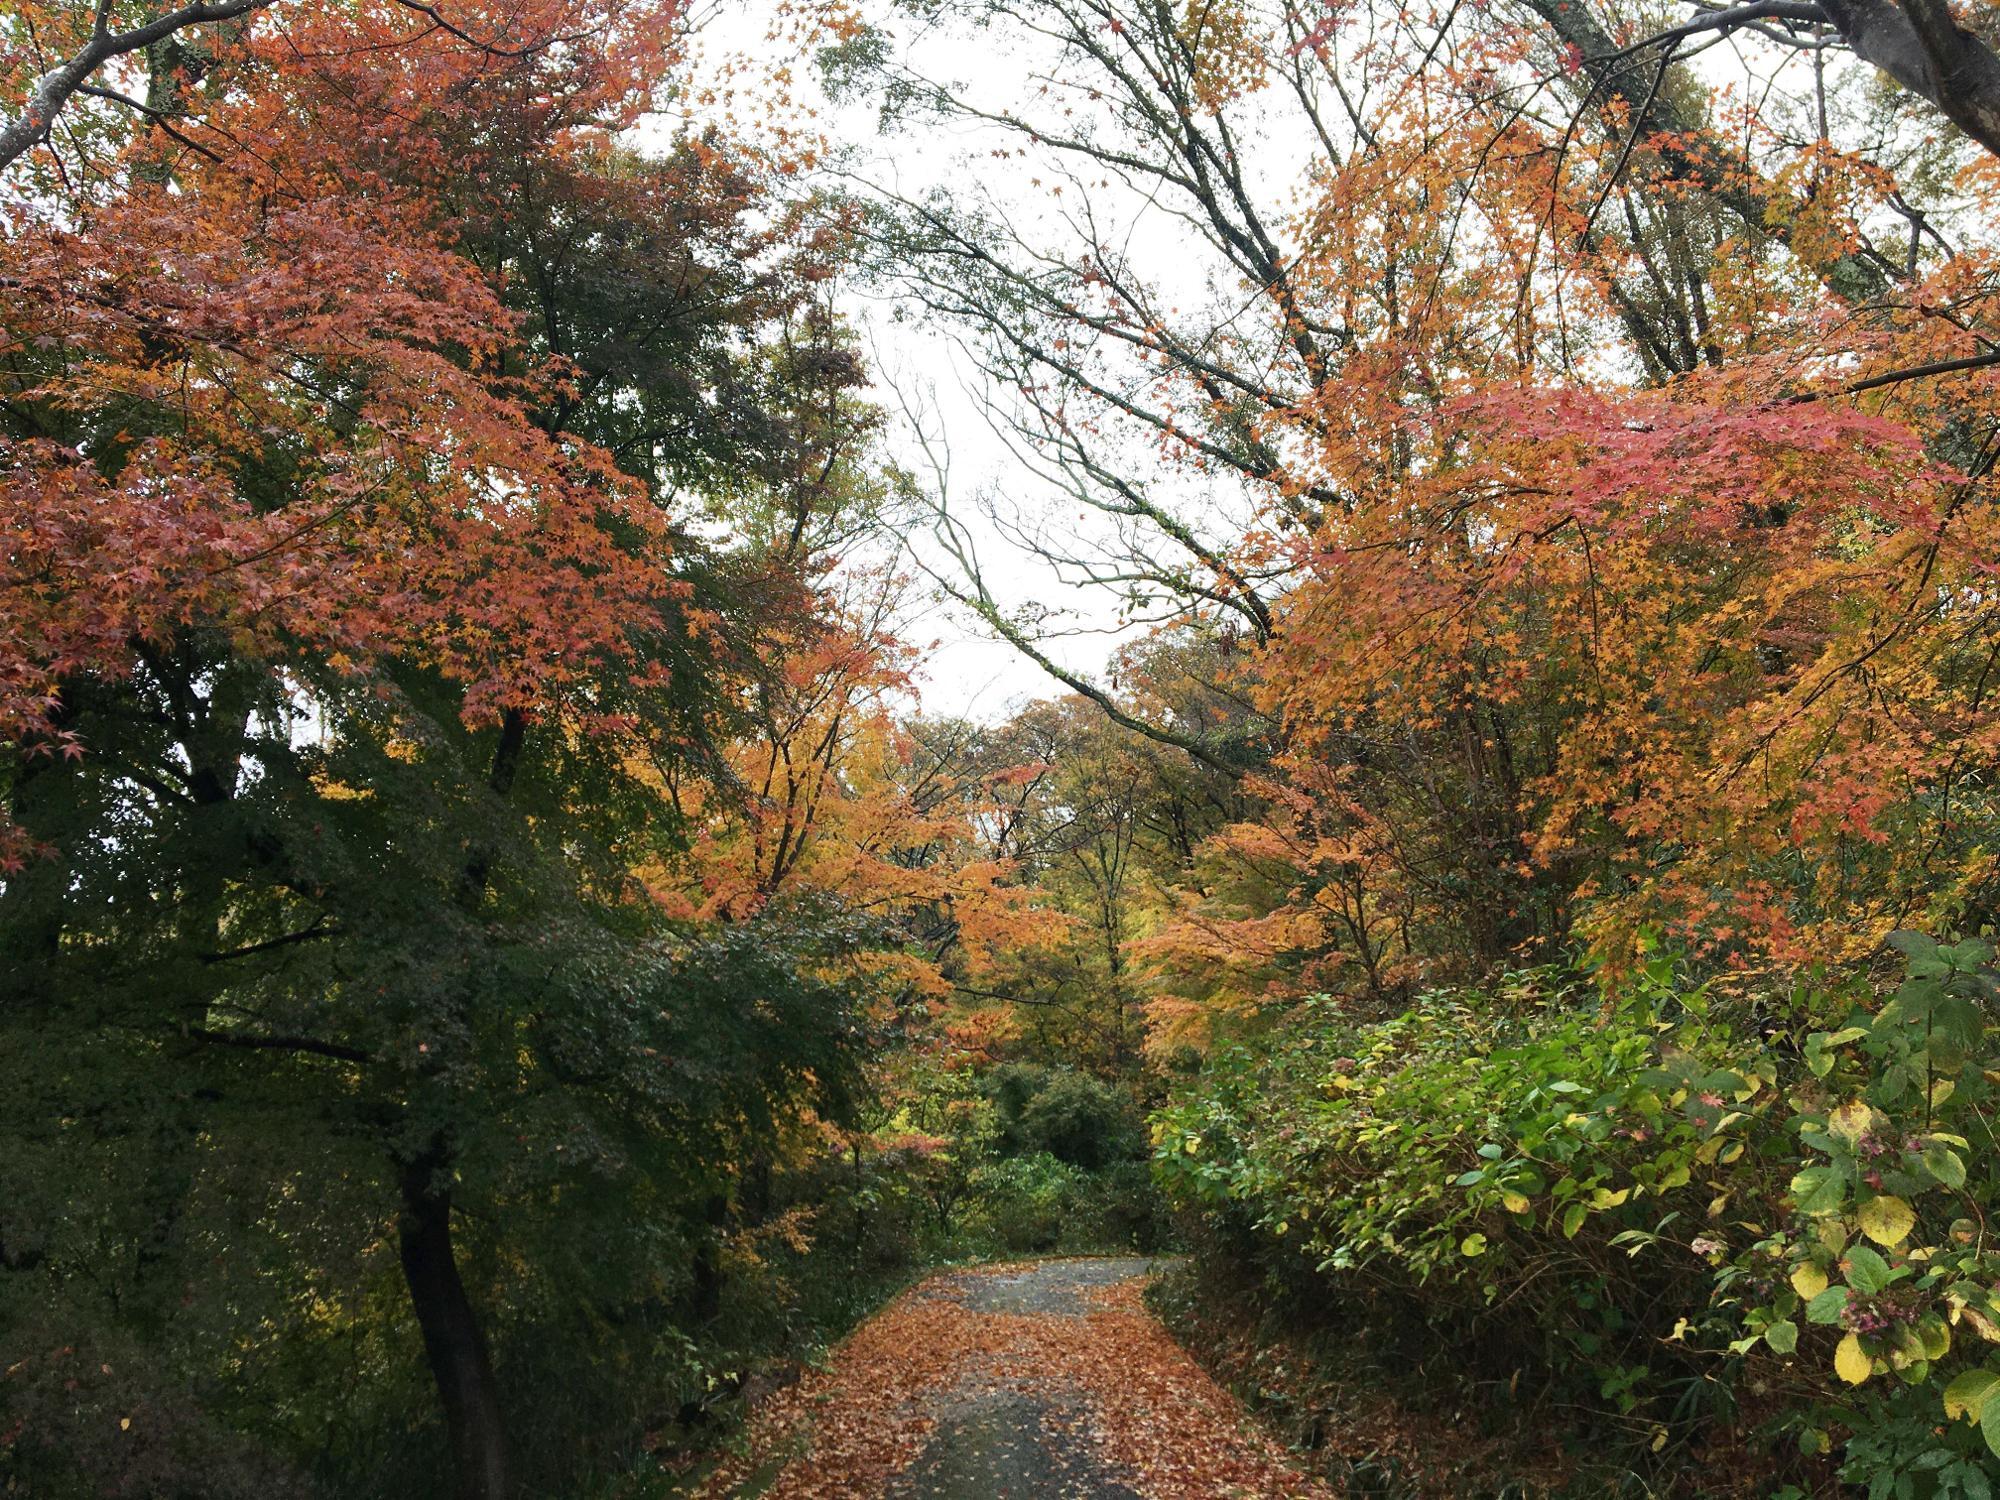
0;0;692;865
641;584;1063;1005
1111;4;2000;1032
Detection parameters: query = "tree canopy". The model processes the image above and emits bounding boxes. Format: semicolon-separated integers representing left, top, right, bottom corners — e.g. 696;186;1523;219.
8;0;2000;1495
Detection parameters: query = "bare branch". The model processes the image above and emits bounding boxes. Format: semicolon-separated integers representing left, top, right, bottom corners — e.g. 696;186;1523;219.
923;503;1244;779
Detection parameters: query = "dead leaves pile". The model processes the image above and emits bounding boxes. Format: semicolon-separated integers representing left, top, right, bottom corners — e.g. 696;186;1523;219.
692;1261;1333;1498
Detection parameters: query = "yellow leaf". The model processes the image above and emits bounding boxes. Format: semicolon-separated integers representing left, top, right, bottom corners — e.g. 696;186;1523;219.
1858;1195;1915;1248
1791;1263;1829;1301
1501;1190;1531;1214
1828;1100;1875;1144
1964;1306;2000;1344
1835;1333;1873;1385
1924;1318;1951;1360
1889;1327;1927;1371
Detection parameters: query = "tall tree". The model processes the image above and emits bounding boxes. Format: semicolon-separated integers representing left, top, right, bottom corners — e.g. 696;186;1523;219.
0;4;888;1496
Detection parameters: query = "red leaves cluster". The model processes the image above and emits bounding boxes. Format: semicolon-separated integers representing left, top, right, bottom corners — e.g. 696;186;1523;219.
0;0;693;860
2;195;668;708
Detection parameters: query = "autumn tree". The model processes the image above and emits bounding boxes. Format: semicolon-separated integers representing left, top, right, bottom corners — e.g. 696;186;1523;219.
835;0;2000;1021
0;4;897;1496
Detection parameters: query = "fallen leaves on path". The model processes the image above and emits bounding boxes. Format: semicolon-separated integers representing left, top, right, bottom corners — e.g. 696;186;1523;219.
693;1260;1334;1498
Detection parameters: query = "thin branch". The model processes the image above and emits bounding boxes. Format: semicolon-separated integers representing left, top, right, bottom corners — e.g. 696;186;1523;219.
1576;40;1679;246
922;504;1244;779
74;83;227;163
198;922;338;965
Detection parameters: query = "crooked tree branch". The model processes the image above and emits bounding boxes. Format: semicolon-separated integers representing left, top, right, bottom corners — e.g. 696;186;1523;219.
182;1026;371;1064
922;509;1245;780
198;921;339;965
1;0;277;172
1590;0;1826;66
1598;0;2000;161
74;84;226;163
1;0;602;174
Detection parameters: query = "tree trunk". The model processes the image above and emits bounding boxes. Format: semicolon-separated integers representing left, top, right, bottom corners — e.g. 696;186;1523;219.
688;1190;729;1324
398;1148;511;1500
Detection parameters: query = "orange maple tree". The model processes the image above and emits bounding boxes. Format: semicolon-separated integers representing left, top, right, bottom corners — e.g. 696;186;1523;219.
888;0;2000;1027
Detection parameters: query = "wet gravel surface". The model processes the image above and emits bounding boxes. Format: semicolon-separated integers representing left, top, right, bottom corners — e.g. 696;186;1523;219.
927;1257;1162;1318
698;1253;1322;1499
886;1259;1165;1499
885;1387;1143;1500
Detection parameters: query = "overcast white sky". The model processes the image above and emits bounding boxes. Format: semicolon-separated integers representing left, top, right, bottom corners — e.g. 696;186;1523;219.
676;3;1146;723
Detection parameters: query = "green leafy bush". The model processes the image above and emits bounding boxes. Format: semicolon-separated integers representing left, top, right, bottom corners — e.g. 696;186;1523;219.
863;1060;1170;1256
982;1063;1147;1169
969;1152;1089;1251
1153;936;2000;1490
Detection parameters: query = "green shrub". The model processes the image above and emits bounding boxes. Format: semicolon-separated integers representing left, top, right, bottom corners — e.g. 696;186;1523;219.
968;1152;1087;1252
1153;936;2000;1490
1066;1158;1175;1252
982;1064;1146;1169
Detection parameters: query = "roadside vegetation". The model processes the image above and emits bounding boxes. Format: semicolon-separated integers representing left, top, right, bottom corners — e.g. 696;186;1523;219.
9;0;2000;1496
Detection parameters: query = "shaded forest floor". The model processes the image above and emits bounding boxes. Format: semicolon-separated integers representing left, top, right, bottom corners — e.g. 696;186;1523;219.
686;1257;1334;1498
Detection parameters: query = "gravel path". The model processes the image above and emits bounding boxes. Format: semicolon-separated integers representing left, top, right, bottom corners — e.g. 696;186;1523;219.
697;1256;1329;1499
885;1259;1158;1498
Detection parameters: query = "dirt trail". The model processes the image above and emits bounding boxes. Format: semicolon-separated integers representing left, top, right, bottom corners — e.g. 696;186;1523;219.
696;1257;1332;1499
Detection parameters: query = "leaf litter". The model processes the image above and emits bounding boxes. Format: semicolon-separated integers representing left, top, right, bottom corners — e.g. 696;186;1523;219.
693;1258;1334;1498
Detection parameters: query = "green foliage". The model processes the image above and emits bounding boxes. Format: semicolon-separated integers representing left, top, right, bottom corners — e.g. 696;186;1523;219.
968;1152;1090;1252
867;1059;1170;1258
0;893;879;1498
1838;1385;1999;1500
982;1063;1147;1170
1153;938;2000;1489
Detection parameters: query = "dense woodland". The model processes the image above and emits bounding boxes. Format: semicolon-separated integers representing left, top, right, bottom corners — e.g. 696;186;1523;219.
6;0;2000;1496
